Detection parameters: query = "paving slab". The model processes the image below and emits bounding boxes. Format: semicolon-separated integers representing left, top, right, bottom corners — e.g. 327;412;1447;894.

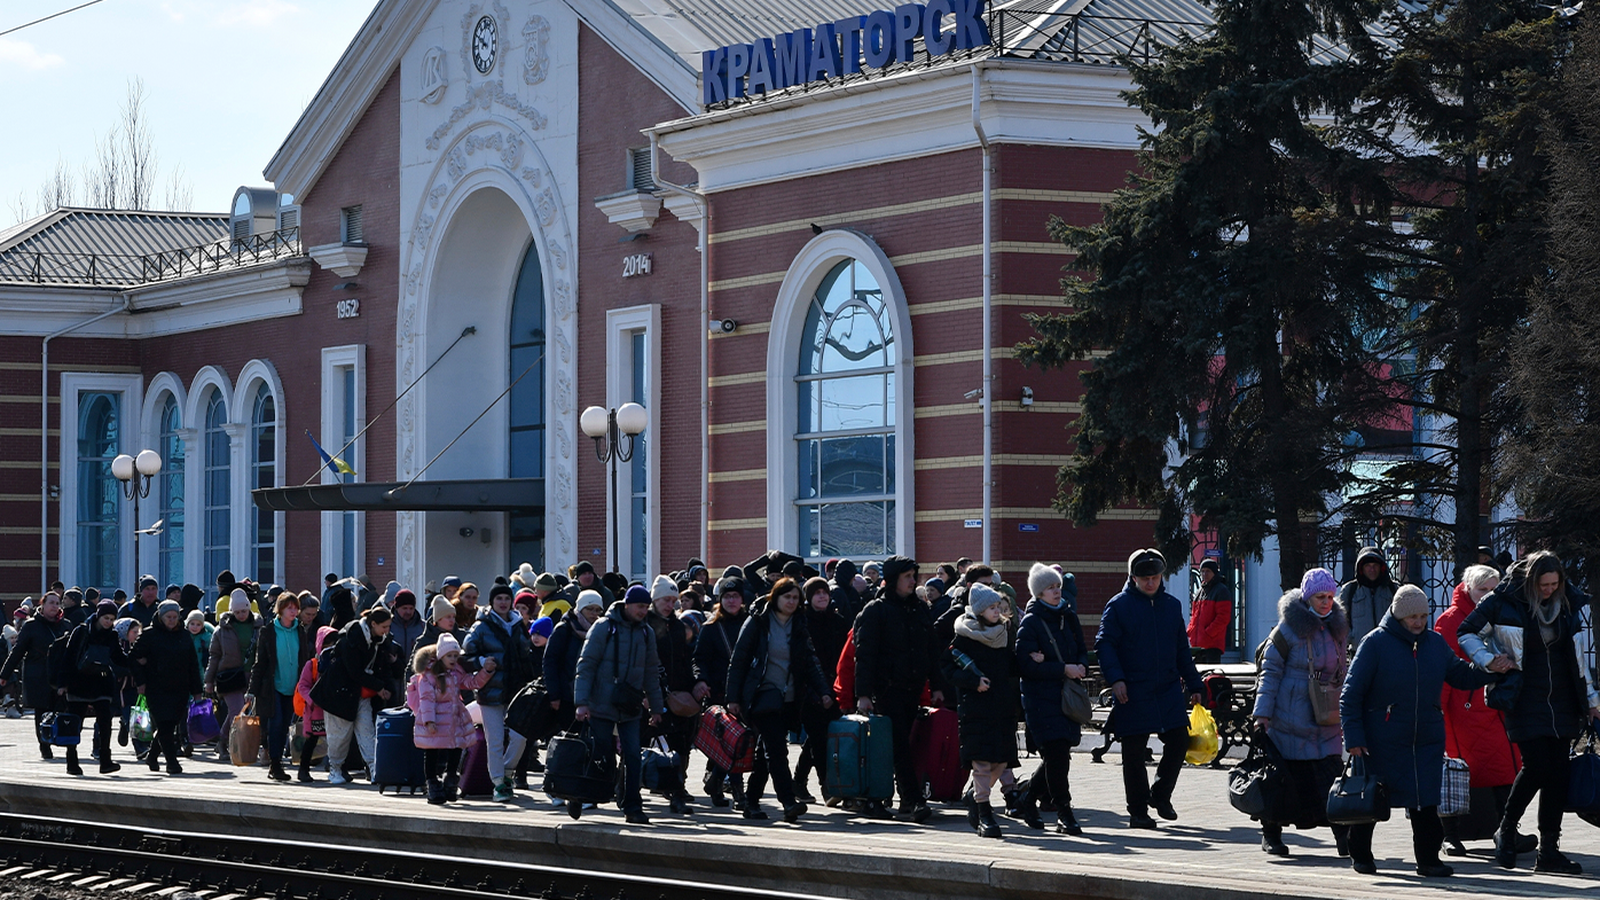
0;716;1593;899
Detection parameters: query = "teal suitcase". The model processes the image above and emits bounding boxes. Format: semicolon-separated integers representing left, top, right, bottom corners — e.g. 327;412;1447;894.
825;714;894;800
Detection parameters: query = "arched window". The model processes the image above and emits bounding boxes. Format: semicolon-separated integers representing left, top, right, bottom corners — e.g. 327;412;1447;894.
157;395;184;591
203;390;229;590
796;258;896;558
77;393;121;588
507;240;545;570
250;384;276;583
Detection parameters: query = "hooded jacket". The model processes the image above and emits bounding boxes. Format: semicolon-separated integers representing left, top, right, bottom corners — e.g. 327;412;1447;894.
1342;612;1494;808
852;576;942;700
573;602;663;722
1096;577;1204;735
543;613;590;708
0;609;70;710
129;619;203;723
1253;589;1348;760
57;619;131;703
408;664;494;750
1339;547;1395;648
829;559;865;625
311;618;394;722
1436;582;1521;787
942;610;1022;765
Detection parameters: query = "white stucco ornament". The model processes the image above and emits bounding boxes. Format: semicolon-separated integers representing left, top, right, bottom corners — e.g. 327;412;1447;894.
421;47;449;104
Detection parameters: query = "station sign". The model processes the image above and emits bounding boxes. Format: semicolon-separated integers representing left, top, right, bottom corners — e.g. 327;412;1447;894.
701;0;991;105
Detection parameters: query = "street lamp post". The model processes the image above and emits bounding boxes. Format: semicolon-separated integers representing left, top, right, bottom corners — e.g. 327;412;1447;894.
111;449;162;582
579;402;647;575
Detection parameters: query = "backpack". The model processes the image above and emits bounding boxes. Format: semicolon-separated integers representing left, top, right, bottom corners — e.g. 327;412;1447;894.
1252;626;1290;670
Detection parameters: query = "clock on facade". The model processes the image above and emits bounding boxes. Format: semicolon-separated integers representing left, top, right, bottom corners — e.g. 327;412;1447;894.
472;15;497;74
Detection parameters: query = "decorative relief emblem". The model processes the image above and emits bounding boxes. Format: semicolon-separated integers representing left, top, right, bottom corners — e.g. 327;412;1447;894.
420;47;449;104
523;16;551;85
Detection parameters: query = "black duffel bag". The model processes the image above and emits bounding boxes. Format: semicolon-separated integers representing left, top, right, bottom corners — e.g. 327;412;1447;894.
506;678;556;742
543;723;617;810
1228;732;1287;821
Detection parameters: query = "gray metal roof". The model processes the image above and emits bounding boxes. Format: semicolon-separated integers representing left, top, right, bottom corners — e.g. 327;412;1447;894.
0;208;228;259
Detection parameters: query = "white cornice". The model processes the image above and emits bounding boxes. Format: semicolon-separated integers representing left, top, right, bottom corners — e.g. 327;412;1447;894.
0;261;310;338
653;59;1149;193
309;242;371;278
263;0;436;197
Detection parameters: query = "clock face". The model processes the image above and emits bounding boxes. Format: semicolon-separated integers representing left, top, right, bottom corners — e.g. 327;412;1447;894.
472;15;497;74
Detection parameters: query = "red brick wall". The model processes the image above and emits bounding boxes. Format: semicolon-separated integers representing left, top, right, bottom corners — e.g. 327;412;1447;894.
574;24;703;576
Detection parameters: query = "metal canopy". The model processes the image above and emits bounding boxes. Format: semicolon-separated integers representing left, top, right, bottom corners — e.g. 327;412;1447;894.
251;478;544;513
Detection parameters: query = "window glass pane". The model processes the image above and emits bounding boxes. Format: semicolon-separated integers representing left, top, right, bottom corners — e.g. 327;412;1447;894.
203;391;229;600
817;373;888;432
158;396;184;591
819;304;888;373
76;392;120;589
251;386;276;583
797;439;819;499
884;433;896;493
509;242;546;488
631;496;647;583
816;500;889;558
510;428;543;476
817;435;886;498
798;505;821;559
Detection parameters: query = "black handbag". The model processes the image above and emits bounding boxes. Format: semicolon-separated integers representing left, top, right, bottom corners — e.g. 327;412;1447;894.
506;678;555;740
1566;726;1600;813
750;685;785;715
542;723;617;805
1228;733;1286;820
216;668;248;693
1326;756;1389;825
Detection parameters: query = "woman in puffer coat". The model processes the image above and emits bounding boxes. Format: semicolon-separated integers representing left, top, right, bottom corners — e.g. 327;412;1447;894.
1251;570;1349;857
408;634;495;804
941;584;1020;839
1341;585;1494;878
1435;564;1532;857
1457;551;1597;874
1011;564;1089;835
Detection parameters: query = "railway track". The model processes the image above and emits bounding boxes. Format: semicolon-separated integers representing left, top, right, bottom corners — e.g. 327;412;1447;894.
0;812;823;900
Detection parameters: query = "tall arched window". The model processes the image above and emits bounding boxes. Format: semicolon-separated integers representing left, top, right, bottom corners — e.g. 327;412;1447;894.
796;259;896;558
157;395;184;591
250;384;276;583
203;390;230;590
507;241;545;570
77;392;121;588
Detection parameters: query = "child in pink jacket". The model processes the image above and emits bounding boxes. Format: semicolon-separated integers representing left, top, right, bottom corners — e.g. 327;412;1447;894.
408;633;495;804
294;626;337;783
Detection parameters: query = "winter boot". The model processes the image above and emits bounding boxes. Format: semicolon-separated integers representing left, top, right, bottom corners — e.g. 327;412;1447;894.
426;778;447;805
964;788;980;832
1262;824;1289;856
1056;807;1083;837
977;802;1002;839
703;771;728;807
65;746;83;777
38;741;52;760
729;775;747;811
443;773;461;802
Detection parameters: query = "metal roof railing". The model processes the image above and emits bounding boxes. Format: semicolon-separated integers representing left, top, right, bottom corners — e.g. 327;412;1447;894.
0;226;304;289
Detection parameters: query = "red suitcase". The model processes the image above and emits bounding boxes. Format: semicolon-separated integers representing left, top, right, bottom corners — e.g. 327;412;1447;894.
911;706;965;802
694;705;755;774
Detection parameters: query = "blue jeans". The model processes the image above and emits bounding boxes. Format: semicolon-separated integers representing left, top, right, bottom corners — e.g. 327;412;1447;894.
266;691;295;766
591;717;643;812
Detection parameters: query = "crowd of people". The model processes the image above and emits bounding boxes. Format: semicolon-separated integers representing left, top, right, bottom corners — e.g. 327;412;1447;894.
0;546;1595;881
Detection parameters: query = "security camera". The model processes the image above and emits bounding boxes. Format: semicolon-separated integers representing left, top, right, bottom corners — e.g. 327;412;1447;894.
710;318;737;333
963;388;983;401
459;527;474;538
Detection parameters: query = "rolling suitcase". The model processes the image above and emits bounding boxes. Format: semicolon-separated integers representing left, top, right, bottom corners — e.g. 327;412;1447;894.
825;714;894;801
911;706;965;802
373;706;427;794
459;724;495;797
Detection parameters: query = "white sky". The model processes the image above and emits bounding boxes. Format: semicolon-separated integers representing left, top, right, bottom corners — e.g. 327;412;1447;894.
1;0;377;226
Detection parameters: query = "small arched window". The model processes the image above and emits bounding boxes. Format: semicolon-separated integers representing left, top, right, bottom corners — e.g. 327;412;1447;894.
77;393;121;588
157;395;184;591
203;390;230;589
250;384;276;583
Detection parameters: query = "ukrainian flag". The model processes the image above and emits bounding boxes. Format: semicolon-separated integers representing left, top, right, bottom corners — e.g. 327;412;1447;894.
306;430;356;477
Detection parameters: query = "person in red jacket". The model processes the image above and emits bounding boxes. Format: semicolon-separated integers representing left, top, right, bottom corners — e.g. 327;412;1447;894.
1187;559;1232;664
1436;564;1535;857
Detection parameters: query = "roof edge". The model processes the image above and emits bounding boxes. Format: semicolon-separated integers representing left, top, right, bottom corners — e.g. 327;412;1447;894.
263;0;433;197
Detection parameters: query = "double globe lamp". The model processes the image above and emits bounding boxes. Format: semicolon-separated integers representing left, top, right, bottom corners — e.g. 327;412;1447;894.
579;402;647;575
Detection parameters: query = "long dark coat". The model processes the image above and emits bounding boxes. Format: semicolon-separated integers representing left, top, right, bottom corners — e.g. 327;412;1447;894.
129;621;202;724
1095;579;1203;736
1342;613;1494;808
943;617;1021;765
0;611;71;709
56;620;131;703
692;611;746;705
247;618;316;720
1015;597;1088;745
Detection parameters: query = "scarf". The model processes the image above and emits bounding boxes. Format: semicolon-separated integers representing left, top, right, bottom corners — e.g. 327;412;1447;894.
954;612;1008;649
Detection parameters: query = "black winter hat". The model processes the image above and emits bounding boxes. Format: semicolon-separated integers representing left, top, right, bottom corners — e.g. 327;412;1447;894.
487;583;515;601
714;576;744;599
1128;548;1166;578
1199;558;1220;574
573;560;597;578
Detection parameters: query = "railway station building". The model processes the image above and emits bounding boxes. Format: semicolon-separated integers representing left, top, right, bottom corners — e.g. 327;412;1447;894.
0;0;1295;651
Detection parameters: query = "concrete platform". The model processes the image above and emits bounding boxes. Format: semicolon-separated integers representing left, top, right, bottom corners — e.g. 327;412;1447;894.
0;716;1593;900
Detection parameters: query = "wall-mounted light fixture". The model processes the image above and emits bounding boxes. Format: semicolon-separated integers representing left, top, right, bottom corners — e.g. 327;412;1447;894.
1020;386;1034;409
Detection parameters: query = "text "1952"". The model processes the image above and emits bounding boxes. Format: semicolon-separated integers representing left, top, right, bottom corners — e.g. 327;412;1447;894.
336;298;361;319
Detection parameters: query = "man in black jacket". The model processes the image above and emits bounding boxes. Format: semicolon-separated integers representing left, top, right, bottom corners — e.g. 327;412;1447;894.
853;555;944;822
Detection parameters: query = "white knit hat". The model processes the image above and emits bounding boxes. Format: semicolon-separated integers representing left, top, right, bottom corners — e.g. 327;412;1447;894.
1027;562;1062;599
574;590;604;614
968;583;1005;617
651;574;679;601
227;588;250;613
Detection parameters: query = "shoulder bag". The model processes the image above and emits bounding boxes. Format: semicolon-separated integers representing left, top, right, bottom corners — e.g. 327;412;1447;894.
1326;755;1389;825
1307;630;1342;726
1041;618;1094;726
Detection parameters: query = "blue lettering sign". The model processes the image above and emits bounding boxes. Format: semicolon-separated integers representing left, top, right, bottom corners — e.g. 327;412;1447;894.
704;0;986;102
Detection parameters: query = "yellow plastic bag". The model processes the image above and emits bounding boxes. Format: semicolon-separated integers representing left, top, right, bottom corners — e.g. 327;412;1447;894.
1186;703;1218;765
